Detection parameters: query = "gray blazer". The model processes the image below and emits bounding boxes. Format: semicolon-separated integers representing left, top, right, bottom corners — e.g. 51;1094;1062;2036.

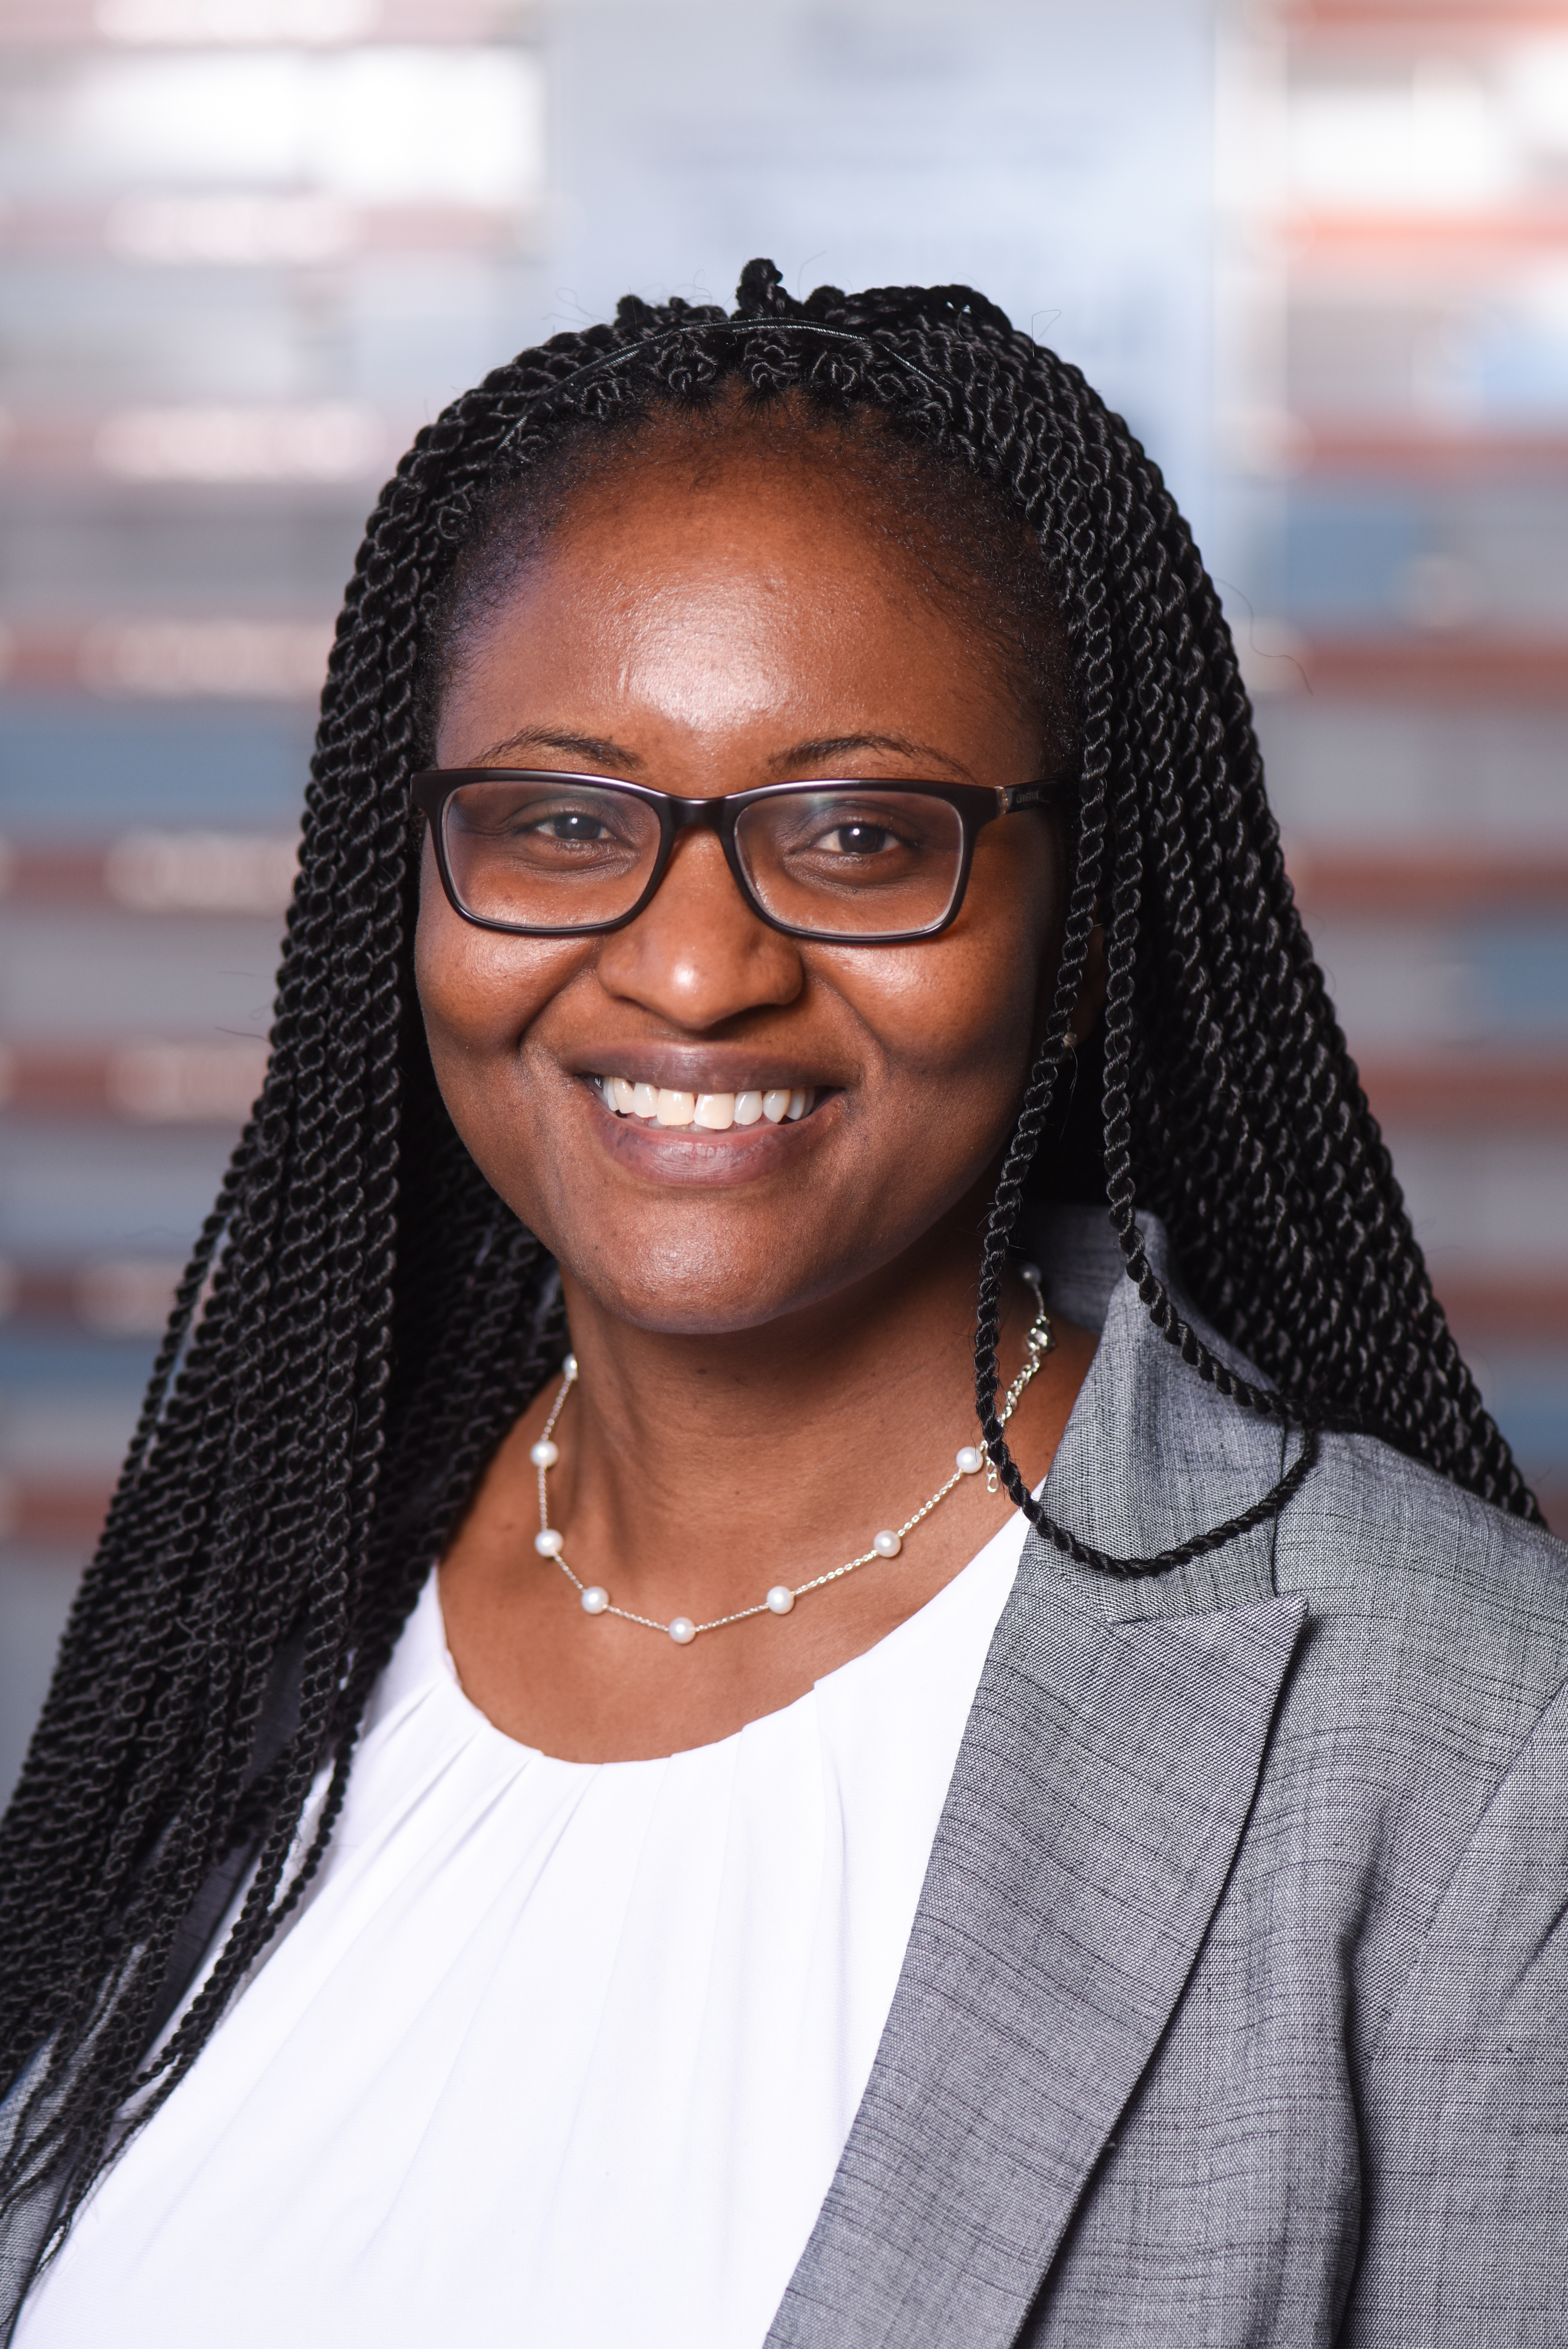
768;1208;1568;2345
4;1210;1566;2344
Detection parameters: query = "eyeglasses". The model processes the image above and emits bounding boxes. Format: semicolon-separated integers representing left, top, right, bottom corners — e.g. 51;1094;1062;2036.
411;770;1059;945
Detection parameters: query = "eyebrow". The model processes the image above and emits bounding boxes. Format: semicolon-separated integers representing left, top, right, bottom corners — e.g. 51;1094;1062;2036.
469;726;644;771
465;726;973;781
765;732;974;780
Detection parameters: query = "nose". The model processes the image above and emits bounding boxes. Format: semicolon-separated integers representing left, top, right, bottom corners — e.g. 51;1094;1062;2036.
592;826;805;1030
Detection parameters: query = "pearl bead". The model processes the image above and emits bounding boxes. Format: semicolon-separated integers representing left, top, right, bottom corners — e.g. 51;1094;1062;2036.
766;1585;795;1614
668;1616;696;1645
529;1438;559;1468
956;1446;983;1475
872;1530;901;1557
580;1585;609;1614
534;1528;564;1556
562;1354;578;1380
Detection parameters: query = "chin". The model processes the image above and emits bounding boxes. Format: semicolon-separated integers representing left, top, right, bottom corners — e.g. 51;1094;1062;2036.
558;1214;864;1338
574;1256;806;1338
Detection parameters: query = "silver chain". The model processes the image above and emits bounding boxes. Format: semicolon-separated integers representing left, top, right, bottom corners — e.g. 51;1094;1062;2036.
529;1266;1054;1647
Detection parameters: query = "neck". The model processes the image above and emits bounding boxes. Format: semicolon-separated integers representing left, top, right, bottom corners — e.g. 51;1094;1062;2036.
437;1210;1099;1761
548;1216;1046;1621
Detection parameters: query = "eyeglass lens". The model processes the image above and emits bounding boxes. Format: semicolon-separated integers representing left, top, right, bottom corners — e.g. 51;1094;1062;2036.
439;779;968;937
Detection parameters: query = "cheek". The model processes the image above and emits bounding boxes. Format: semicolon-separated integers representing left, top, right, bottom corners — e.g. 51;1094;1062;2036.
825;906;1053;1153
414;850;576;1075
838;950;1029;1088
863;847;1058;1085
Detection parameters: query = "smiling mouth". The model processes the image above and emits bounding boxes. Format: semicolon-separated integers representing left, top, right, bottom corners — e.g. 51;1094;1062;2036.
591;1076;818;1132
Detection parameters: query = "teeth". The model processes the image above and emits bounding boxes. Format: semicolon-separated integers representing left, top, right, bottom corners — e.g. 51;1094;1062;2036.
595;1076;816;1132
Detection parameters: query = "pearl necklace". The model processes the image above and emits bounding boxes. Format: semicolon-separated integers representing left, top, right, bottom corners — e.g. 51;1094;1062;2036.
529;1266;1054;1646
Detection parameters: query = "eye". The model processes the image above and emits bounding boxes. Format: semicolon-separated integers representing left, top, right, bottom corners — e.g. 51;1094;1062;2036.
815;820;902;858
532;810;614;844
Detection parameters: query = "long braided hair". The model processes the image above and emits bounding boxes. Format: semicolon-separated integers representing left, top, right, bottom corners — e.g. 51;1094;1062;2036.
0;259;1539;2265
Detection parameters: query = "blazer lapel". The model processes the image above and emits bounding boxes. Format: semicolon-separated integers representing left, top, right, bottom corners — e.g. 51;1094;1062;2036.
769;1218;1311;2349
768;1561;1306;2349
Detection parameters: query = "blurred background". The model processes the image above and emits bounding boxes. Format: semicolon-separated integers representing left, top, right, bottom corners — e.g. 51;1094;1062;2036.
0;0;1564;1793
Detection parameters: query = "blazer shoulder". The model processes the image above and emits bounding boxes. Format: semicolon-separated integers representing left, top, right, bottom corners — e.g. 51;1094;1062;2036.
1277;1423;1568;1659
1253;1439;1568;2079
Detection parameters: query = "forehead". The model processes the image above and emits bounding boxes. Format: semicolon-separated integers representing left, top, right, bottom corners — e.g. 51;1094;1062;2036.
519;457;965;642
430;397;1067;775
453;414;1035;677
436;455;1029;773
530;420;982;594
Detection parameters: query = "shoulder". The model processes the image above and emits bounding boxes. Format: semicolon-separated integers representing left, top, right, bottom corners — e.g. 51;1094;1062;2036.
1257;1434;1568;2004
1037;1201;1568;1732
1279;1424;1568;1695
1257;1437;1568;2209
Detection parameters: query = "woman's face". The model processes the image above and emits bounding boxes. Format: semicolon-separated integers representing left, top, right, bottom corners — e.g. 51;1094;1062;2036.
418;436;1068;1336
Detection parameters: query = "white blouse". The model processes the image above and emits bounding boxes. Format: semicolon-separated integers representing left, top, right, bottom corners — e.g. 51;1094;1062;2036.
17;1511;1027;2349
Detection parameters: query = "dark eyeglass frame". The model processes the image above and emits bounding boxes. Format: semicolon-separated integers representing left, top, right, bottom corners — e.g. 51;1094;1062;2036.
411;769;1064;946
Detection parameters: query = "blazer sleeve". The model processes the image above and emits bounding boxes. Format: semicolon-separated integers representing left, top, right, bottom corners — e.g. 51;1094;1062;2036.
1346;1676;1568;2346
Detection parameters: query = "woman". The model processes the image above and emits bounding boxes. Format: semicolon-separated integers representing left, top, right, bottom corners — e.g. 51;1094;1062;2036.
1;263;1564;2346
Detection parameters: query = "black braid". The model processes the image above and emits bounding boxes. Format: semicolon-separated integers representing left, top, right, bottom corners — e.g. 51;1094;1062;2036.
0;258;1539;2252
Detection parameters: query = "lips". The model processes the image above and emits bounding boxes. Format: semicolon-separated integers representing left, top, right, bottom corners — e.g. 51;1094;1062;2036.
593;1076;817;1131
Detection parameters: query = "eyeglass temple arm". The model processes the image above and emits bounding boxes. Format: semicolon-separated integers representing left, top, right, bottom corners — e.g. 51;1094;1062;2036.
1001;781;1071;814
